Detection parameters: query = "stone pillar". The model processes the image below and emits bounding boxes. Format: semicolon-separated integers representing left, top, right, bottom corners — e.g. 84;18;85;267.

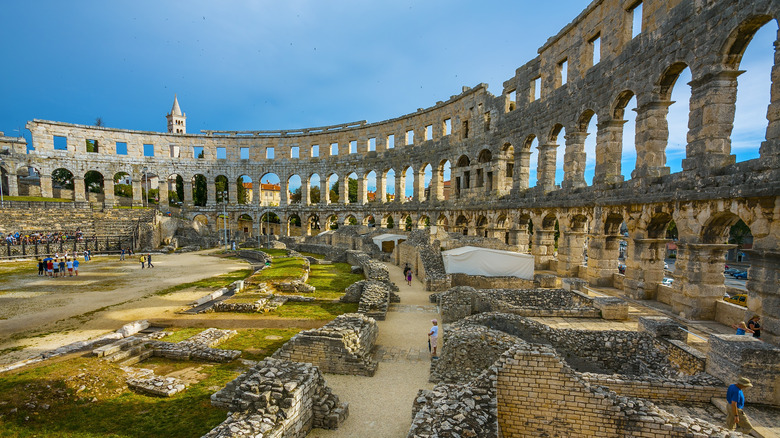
557;231;587;277
517;150;531;190
376;173;386;204
103;178;115;207
633;101;672;179
413;171;425;202
40;175;53;199
73;177;86;202
279;179;287;206
301;176;310;205
395;172;405;203
743;249;780;346
321;178;330;204
131;179;143;207
206;179;216;207
7;174;18;197
623;238;668;300
760;34;780;167
586;234;621;287
536;142;558;192
531;228;556;270
358;175;367;205
670;242;734;320
516;223;531;253
562;132;588;189
683;71;740;172
183;180;193;208
158;179;169;209
339;176;348;204
227;178;237;205
593;120;626;185
430;170;441;201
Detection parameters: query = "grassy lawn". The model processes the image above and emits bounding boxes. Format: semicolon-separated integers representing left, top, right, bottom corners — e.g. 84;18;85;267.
306;263;364;299
2;196;72;202
154;269;253;296
0;327;301;437
0;261;38;278
159;328;207;343
272;302;358;319
298;251;325;260
253;257;306;280
261;248;288;257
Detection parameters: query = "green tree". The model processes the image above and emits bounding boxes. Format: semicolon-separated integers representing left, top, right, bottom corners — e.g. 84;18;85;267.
215;176;228;200
237;176;248;204
348;177;358;203
666;221;678;240
329;180;339;203
193;175;207;206
52;169;74;189
176;175;184;202
728;220;751;246
290;216;301;227
310;186;320;203
85;139;98;153
290;187;302;203
84;170;103;193
386;216;394;229
405;216;413;231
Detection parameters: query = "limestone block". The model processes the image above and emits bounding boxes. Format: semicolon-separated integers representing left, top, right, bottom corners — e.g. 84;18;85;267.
117;320;150;338
593;297;628;320
706;334;780;405
638;316;687;342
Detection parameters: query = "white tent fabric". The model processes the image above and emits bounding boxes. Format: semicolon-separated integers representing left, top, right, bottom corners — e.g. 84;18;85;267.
442;246;534;279
372;233;407;249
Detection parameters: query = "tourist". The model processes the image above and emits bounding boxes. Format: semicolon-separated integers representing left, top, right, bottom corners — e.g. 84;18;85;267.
428;320;439;359
46;258;54;277
58;259;66;277
53;259;60;277
120;248;125;261
66;258;73;276
146;253;154;268
747;315;761;339
406;269;412;286
140;254;146;269
733;321;754;336
73;258;79;276
37;258;44;276
726;377;754;433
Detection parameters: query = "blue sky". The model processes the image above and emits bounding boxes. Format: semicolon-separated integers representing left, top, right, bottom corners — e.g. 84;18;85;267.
0;1;775;195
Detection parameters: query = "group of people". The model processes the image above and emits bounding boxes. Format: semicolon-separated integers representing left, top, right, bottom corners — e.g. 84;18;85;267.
2;230;84;245
139;253;154;269
37;254;81;277
732;315;761;338
403;263;413;286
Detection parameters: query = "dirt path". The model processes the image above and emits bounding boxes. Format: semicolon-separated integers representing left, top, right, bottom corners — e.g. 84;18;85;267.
0;251;247;364
310;262;437;438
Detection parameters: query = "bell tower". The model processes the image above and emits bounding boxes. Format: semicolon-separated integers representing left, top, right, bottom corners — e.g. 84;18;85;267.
166;95;186;134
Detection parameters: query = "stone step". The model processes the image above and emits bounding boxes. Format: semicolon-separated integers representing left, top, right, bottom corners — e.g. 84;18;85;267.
117;349;154;367
104;344;150;363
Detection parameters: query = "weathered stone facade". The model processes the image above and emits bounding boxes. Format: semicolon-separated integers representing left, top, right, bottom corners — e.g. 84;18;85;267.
2;1;779;344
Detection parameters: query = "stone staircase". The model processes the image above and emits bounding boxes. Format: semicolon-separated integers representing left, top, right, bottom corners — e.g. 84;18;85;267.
93;335;155;367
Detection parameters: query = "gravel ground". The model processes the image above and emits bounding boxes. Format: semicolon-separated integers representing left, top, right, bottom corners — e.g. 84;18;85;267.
310;262;437;438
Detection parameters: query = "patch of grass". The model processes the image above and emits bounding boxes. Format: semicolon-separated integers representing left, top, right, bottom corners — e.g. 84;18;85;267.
0;345;27;355
272;302;358;319
0;356;238;437
217;328;300;361
160;328;206;343
254;258;306;280
305;263;365;299
298;251;325;260
155;269;253;296
2;196;72;202
261;249;288;257
0;261;37;283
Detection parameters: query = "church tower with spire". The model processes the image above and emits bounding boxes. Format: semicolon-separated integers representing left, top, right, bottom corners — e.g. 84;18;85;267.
166;95;186;134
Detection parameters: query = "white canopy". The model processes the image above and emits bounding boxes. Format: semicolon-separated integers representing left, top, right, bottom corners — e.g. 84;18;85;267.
442;246;534;279
372;233;407;248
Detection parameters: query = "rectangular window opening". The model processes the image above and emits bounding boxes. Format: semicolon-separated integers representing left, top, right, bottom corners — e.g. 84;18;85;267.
559;59;568;86
406;130;414;145
462;120;469;139
368;137;376;151
291;146;299;158
444;118;452;135
116;141;128;155
266;147;274;159
330;142;338;156
86;139;98;153
387;134;395;149
311;144;319;157
425;125;432;141
217;147;227;159
532;76;542;101
240;147;249;160
53;135;67;151
590;35;601;66
169;144;180;158
484;112;491;131
194;146;204;158
507;90;517;111
349;140;357;154
143;143;155;157
630;1;643;39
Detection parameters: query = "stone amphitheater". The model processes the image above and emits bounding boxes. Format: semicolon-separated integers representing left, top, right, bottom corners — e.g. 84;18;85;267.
1;0;779;436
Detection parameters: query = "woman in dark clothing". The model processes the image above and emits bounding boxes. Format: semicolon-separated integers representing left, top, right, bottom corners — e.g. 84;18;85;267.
747;315;761;338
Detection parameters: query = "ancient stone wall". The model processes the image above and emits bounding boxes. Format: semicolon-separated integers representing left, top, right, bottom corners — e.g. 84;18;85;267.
206;358;348;438
271;313;378;376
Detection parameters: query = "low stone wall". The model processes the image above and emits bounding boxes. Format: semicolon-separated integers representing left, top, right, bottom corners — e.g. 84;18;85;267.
714;299;749;327
437;287;604;323
449;273;534;289
340;280;393;321
272;313;379;376
495;344;737;437
206;358;348;438
346;250;389;282
430;323;521;384
148;328;241;363
127;375;188;397
579;373;721;403
287;242;348;262
234;249;270;265
706;334;780;406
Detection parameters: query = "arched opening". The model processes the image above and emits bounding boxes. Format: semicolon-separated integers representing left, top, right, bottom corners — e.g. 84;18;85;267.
403;166;414;202
577;110;597;186
326;214;339;230
288;213;302;236
363;215;376;227
0;164;9;198
309;174;321;204
496;214;509;244
421;164;432;201
260;211;281;235
418;215;430;228
327;173;339;203
549;124;566;187
437;214;449;232
655;63;692;174
236;175;252;204
382;214;395;229
346;172;358;203
260;173;281;206
404;215;413;231
84;170;104;202
729;18;777;164
168;174;184;207
477;149;493;192
435;160;452;201
499;143;515;194
385;169;396;202
455;214;469;235
113;172;133;206
476;215;488;237
344;215;358;226
523;136;539;188
15;166;41;198
192;214;209;229
307;214;321;236
519;215;533;253
614;92;639;180
215;175;229;203
192;174;207;206
454;155;470;198
238;213;254;236
288;175;302;204
52;168;75;200
365;170;377;202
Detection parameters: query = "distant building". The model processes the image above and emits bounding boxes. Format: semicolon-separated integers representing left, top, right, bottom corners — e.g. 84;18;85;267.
423;180;451;200
166;95;186;134
243;181;280;206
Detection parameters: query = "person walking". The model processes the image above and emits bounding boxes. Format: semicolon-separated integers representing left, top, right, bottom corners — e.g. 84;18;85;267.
120;248;125;261
146;253;154;268
747;315;761;339
726;377;754;433
139;254;146;269
406;269;413;286
37;258;44;276
428;319;439;359
732;321;754;335
66;258;74;277
58;259;66;277
73;258;79;276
